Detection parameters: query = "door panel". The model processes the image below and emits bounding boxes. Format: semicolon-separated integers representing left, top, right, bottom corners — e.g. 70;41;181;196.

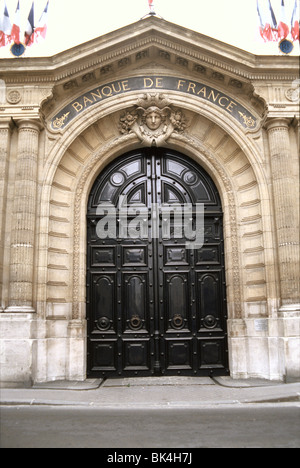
165;339;193;370
87;148;229;377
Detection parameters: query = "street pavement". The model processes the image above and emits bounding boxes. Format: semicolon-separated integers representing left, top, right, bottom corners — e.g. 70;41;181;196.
1;376;300;408
1;377;299;448
1;405;299;448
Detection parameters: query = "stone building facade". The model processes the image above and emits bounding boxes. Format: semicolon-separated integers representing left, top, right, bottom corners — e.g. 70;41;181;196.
0;17;299;385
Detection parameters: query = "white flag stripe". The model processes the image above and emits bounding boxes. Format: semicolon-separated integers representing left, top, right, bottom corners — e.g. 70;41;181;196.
0;2;12;35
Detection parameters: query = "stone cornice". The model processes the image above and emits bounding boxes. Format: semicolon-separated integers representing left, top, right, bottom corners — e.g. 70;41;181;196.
0;17;298;85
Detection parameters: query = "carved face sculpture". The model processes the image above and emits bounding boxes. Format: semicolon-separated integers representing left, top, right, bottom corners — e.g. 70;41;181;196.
145;108;162;130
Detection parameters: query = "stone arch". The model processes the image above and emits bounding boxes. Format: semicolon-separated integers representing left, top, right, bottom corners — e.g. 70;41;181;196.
43;104;271;329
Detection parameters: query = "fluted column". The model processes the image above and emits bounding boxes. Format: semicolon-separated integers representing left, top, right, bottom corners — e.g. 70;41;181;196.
0;119;13;311
266;118;300;308
6;119;41;312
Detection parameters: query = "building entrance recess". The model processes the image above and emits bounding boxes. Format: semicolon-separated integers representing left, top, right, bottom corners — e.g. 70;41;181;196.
86;148;229;377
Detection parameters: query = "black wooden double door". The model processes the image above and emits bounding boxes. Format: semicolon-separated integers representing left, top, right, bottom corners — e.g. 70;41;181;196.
87;148;229;378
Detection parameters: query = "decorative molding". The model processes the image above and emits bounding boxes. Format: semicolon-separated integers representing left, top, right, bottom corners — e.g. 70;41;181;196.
265;117;291;132
1;34;299;85
285;87;299;102
6;90;22;104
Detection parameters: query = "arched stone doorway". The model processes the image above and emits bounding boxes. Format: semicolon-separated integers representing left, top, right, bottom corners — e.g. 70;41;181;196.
39;102;276;383
86;147;229;377
39;93;278;383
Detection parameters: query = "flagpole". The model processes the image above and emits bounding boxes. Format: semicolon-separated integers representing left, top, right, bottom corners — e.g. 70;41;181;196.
141;1;163;20
149;1;155;16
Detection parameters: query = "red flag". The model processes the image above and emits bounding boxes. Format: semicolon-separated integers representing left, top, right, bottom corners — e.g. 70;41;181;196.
35;1;49;43
25;2;35;46
278;0;289;39
11;1;21;45
0;1;12;47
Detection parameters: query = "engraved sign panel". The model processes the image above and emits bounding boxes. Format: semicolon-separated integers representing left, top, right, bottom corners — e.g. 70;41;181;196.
51;76;257;131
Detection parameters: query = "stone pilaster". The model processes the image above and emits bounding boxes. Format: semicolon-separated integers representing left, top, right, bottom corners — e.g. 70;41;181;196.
266;118;300;309
6;119;41;313
0;119;13;311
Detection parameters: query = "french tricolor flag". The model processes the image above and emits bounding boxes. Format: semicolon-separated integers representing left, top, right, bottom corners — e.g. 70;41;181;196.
35;1;49;42
291;0;299;42
0;1;12;47
148;0;155;13
278;0;290;40
25;2;35;46
11;1;21;45
257;0;278;42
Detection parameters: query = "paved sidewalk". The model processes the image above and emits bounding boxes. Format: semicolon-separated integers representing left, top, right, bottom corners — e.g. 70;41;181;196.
1;377;300;408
